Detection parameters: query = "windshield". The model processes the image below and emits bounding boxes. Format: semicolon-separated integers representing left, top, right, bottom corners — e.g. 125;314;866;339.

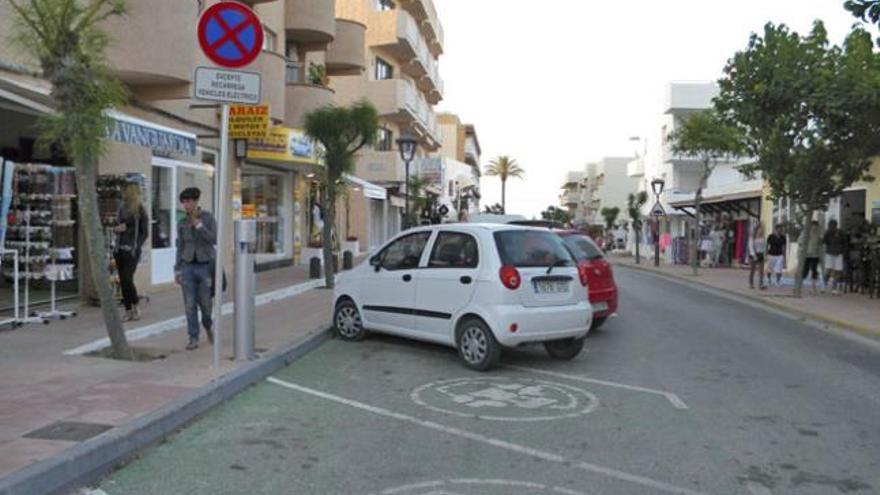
494;230;575;268
561;234;604;261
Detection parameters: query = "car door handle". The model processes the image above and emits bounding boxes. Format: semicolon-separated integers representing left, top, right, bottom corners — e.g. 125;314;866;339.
402;274;412;282
460;276;472;285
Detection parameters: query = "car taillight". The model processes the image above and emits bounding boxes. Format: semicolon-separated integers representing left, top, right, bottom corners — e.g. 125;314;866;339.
499;265;521;290
577;262;589;287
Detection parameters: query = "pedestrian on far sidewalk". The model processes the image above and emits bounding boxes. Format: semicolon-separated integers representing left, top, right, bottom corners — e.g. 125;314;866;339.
749;224;767;290
766;224;787;287
113;183;149;322
175;187;217;351
822;219;847;296
802;220;822;295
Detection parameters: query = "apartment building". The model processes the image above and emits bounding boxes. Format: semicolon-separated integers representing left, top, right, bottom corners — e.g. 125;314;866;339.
632;82;761;265
428;113;482;220
0;0;406;302
332;0;445;233
560;171;587;225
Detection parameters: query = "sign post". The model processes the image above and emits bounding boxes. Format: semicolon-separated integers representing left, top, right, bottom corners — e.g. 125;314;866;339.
196;2;264;369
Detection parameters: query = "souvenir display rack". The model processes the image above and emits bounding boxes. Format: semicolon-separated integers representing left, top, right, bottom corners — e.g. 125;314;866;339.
3;163;77;324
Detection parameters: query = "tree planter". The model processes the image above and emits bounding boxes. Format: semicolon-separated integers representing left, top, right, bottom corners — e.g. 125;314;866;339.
300;247;324;266
342;240;360;257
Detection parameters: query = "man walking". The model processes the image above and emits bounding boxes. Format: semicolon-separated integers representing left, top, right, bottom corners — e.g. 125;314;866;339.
766;225;787;287
822;219;847;296
175;187;217;350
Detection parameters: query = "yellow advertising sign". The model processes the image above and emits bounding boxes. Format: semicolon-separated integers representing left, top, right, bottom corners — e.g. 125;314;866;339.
247;127;322;165
229;104;269;139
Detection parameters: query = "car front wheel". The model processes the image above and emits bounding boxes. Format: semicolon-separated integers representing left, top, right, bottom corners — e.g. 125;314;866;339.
456;318;501;371
544;337;585;360
334;300;366;341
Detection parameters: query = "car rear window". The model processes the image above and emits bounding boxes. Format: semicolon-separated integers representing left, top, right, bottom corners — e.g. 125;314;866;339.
494;230;575;268
561;234;604;261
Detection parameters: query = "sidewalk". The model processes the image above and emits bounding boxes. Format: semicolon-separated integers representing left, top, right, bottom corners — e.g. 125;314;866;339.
0;261;339;484
612;254;880;337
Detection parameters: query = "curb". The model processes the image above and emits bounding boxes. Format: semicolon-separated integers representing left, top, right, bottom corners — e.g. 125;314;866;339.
0;327;334;495
618;263;880;340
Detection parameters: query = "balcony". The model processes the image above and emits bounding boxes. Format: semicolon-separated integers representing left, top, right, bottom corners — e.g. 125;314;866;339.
255;52;287;123
664;82;718;115
326;20;367;75
397;0;444;56
284;83;335;127
564;171;586;187
335;78;418;121
355;150;406;183
102;0;196;89
285;0;335;45
627;157;645;178
369;9;422;63
415;55;443;103
561;191;581;207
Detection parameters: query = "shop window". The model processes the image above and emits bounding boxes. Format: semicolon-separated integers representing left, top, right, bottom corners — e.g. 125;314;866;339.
376;128;393;151
242;174;285;256
375;58;393;81
376;0;394;11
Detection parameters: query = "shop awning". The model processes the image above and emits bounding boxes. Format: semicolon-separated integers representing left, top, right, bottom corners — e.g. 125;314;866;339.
670;194;762;219
344;174;387;200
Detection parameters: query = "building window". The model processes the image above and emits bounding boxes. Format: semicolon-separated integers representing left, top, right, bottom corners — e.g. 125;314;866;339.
376;0;394;11
376;128;393;151
375;58;393;80
263;26;277;53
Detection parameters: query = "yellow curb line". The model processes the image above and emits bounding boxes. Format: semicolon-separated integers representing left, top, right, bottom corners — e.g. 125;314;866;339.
618;262;880;339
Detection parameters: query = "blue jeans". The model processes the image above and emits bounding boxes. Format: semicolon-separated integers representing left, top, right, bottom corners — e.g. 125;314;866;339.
181;262;213;342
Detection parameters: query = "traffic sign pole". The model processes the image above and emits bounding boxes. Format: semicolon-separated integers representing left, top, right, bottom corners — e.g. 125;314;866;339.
212;103;231;370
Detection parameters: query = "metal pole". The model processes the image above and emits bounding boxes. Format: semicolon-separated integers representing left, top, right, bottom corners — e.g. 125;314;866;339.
404;159;410;230
213;103;230;369
234;220;255;361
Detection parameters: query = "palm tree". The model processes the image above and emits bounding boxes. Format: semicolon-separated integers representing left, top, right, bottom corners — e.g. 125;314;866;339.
484;156;525;214
9;0;132;359
304;101;379;288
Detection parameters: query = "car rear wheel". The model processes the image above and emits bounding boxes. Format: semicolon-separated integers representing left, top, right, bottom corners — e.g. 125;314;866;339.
544;337;585;360
334;300;365;341
590;317;607;331
456;318;501;371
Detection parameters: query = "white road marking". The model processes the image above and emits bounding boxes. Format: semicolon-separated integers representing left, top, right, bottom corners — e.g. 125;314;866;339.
381;481;446;494
505;365;689;410
378;479;591;495
745;481;773;495
268;377;707;495
410;377;599;422
63;278;328;355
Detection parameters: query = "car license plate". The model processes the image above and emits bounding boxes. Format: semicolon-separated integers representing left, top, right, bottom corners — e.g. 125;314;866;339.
592;301;608;312
535;280;569;294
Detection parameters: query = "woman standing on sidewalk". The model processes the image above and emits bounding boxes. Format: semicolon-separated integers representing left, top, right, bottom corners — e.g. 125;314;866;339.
113;183;149;321
803;220;822;295
749;224;767;289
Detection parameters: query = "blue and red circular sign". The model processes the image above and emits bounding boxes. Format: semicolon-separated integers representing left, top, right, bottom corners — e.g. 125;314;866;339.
198;2;264;68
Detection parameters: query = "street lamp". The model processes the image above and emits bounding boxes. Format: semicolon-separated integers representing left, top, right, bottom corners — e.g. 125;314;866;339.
650;178;665;267
396;132;418;229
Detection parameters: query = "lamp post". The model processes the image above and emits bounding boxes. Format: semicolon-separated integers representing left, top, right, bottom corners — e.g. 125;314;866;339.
396;133;418;230
651;178;665;267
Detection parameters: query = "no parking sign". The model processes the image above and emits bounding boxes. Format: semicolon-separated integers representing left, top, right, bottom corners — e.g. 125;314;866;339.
198;2;264;68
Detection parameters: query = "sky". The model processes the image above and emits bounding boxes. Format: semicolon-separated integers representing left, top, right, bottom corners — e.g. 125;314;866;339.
434;0;862;219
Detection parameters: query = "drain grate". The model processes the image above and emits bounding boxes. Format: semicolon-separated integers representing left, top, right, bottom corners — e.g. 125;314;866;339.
23;421;113;442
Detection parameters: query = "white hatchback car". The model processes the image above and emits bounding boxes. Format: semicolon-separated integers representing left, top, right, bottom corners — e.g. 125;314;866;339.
333;224;593;370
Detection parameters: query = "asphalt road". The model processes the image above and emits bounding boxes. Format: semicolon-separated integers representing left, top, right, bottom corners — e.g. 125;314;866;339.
94;267;880;495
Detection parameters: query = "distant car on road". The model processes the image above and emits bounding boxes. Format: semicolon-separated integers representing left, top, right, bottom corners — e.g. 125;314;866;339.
333;224;593;370
557;230;618;330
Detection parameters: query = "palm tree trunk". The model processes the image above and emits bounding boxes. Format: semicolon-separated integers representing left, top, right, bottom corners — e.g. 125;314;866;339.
501;178;506;214
76;157;132;360
634;221;641;264
322;184;336;289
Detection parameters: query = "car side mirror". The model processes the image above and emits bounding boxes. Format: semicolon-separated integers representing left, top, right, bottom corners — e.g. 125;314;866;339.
370;256;382;272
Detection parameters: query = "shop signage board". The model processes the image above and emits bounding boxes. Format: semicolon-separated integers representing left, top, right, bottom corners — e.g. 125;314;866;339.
198;2;264;68
229;104;269;139
247;127;323;165
193;67;261;105
650;201;666;217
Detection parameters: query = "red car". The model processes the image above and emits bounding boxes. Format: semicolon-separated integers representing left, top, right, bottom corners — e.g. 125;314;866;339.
557;230;618;330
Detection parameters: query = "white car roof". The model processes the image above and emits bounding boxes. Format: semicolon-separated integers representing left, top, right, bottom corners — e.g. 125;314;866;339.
404;223;551;233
